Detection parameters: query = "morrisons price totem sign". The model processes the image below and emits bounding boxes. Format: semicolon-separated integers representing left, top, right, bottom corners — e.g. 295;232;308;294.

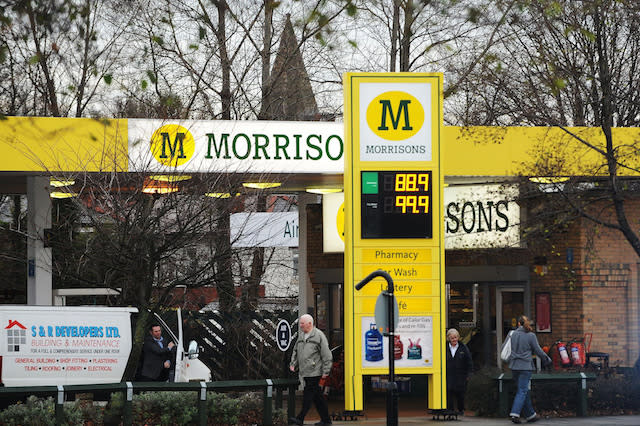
343;73;445;411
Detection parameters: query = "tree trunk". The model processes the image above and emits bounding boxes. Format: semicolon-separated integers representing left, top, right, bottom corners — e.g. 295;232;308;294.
214;204;235;313
595;8;640;258
215;0;232;120
25;0;60;116
400;0;414;71
390;0;400;72
260;0;274;118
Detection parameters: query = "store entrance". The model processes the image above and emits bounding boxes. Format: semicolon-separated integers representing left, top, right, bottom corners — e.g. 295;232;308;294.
446;280;528;369
496;286;525;366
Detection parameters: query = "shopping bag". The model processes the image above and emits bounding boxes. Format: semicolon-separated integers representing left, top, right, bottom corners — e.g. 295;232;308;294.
500;330;514;362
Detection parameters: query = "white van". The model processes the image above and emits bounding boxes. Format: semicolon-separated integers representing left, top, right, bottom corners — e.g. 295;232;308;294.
0;305;211;386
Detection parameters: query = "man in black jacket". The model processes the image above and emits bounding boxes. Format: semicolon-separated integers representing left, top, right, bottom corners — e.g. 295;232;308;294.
139;324;175;381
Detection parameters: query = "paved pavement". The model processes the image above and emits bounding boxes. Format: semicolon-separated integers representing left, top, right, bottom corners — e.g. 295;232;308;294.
294;393;640;425
325;414;640;425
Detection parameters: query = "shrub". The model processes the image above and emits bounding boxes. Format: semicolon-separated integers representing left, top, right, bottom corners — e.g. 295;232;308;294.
465;366;501;416
208;392;241;425
102;389;285;425
0;396;84;426
589;371;640;414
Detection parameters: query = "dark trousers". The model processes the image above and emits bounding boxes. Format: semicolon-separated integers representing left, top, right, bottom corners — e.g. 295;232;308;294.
296;376;331;423
447;388;465;413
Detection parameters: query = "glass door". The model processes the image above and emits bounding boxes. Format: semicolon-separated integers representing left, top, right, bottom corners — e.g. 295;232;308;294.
495;286;524;366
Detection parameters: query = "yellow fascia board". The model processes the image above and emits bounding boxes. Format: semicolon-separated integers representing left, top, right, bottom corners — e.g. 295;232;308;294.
0;116;128;172
443;126;640;177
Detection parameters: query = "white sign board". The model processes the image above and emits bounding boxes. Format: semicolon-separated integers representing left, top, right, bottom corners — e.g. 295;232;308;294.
444;184;520;249
128;119;343;174
0;306;134;386
230;212;299;248
358;82;432;162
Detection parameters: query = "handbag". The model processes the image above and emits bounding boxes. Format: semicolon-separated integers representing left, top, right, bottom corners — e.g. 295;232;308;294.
500;330;514;362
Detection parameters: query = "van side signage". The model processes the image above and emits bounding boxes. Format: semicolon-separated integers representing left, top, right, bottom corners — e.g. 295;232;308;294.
31;325;119;338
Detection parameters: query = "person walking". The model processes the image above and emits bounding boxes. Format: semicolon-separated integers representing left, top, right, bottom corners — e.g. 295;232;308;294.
446;328;473;415
289;314;333;426
508;316;551;424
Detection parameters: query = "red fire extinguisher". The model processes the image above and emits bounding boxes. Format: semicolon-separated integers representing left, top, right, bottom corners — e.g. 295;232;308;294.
569;341;586;366
557;342;571;366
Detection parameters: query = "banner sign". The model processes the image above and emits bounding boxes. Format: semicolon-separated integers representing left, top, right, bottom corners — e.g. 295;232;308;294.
230;212;299;247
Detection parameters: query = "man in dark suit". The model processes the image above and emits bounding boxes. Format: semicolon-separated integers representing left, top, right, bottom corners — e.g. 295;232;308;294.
446;328;473;415
139;323;175;381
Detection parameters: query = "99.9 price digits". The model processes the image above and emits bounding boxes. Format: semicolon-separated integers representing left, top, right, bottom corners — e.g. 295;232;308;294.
395;195;429;214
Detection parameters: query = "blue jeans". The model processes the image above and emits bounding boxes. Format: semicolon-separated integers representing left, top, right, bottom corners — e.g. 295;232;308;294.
510;370;535;419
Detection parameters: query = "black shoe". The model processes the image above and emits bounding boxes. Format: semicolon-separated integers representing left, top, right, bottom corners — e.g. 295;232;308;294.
288;417;302;425
511;416;521;424
526;415;540;423
314;422;332;426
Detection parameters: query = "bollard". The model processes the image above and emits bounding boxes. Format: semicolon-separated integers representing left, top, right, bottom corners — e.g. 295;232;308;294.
199;382;208;426
263;379;273;426
123;382;133;426
56;385;64;425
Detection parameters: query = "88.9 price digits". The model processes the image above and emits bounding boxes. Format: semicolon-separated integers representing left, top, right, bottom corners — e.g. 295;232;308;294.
394;173;429;192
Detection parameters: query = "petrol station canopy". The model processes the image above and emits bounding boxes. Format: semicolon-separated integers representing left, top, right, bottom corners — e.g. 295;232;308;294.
1;116;640;191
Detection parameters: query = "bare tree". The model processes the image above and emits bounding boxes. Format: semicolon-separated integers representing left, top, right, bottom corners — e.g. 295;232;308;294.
452;0;640;259
0;0;135;117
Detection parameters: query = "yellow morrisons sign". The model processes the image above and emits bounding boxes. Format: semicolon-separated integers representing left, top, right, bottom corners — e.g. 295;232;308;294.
0;116;639;176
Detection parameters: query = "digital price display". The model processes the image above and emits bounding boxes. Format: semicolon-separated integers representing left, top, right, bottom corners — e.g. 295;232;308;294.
361;171;433;239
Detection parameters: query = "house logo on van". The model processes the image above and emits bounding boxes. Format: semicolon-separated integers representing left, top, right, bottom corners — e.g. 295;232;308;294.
366;91;424;141
150;124;196;167
5;319;27;352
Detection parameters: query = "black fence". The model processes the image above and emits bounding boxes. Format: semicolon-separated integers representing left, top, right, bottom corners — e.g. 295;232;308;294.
182;309;299;381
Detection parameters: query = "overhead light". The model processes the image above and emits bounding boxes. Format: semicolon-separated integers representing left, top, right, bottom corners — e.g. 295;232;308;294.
142;185;178;194
529;177;569;184
143;178;178;194
205;192;232;198
242;182;281;189
306;187;343;194
50;191;77;199
148;175;192;182
50;178;75;188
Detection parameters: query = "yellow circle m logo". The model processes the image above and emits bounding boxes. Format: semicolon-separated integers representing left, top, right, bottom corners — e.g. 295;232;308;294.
366;91;424;141
149;124;195;167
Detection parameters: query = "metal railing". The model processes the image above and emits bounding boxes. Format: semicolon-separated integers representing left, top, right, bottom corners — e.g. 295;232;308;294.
0;378;299;425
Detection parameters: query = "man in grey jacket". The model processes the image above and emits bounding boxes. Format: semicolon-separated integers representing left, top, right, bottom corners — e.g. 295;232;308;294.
289;314;333;426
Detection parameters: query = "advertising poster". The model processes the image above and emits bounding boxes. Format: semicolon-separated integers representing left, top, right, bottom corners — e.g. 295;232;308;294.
361;316;433;368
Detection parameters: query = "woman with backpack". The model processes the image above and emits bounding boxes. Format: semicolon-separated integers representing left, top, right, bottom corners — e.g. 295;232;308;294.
508;315;551;424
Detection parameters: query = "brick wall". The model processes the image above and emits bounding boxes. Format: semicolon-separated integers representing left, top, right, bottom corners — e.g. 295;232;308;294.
529;202;640;366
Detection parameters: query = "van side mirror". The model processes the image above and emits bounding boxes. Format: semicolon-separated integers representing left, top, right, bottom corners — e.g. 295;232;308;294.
188;340;199;359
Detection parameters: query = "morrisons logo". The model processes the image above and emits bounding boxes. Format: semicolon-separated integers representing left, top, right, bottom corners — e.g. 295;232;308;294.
150;124;195;166
366;91;424;141
149;124;343;166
